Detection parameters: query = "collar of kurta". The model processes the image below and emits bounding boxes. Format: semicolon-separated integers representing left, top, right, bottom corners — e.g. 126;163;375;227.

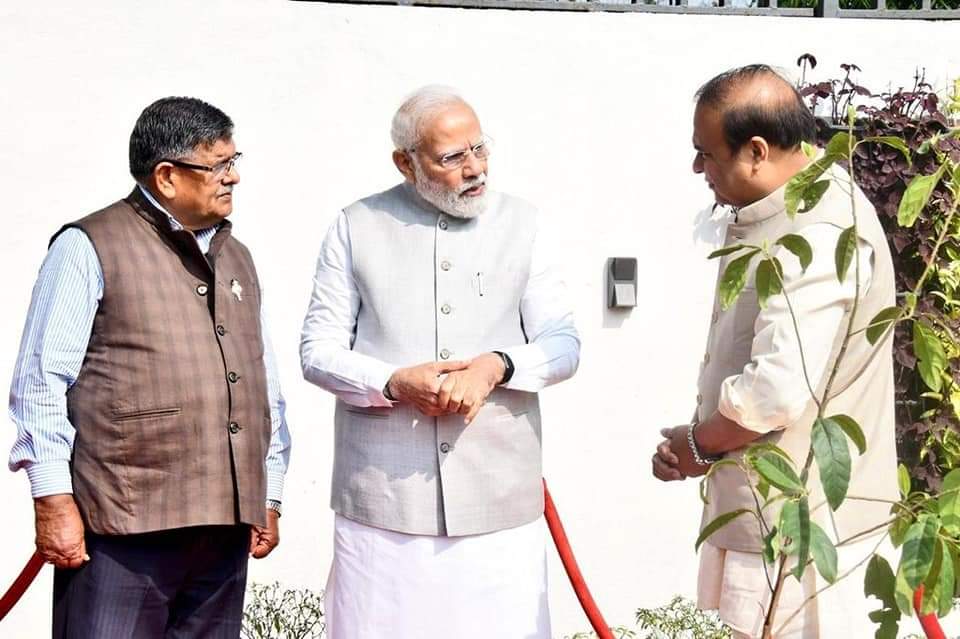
731;182;787;227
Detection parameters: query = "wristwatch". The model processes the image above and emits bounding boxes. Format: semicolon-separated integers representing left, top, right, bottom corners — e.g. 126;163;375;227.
266;500;282;517
492;351;515;385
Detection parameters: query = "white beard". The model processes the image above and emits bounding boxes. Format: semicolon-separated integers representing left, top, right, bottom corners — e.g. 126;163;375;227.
412;162;488;219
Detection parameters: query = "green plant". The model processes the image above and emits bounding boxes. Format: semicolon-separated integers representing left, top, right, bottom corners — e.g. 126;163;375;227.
241;582;325;639
635;596;731;639
697;87;960;635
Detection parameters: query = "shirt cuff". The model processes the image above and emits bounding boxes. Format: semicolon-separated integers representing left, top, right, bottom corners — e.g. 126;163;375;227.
26;461;74;498
266;470;285;503
717;375;778;435
367;361;399;406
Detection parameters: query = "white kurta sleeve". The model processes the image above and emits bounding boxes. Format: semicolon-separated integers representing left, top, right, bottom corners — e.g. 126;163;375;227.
501;217;581;392
717;222;874;433
300;213;398;407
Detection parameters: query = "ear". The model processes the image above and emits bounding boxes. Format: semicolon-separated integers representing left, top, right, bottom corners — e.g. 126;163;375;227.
152;163;177;199
392;149;416;184
749;136;770;167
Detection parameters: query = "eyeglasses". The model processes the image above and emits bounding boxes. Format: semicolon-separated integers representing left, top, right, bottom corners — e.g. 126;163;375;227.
411;137;491;170
162;152;242;179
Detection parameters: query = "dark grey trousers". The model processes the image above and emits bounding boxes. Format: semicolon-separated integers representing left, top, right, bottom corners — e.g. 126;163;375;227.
52;525;250;639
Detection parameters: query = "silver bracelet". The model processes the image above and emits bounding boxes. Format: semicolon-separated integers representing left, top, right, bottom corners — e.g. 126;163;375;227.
687;422;721;466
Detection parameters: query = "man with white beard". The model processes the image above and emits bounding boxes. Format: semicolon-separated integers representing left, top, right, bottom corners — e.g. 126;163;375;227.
300;85;580;639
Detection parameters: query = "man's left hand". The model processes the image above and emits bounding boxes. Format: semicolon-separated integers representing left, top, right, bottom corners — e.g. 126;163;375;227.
652;426;709;481
250;509;280;559
436;353;506;424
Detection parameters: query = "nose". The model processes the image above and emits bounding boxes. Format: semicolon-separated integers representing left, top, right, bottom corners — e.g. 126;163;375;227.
224;163;240;186
692;152;704;174
462;151;484;178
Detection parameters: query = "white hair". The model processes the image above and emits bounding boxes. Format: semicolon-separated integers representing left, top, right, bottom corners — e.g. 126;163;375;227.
390;85;469;151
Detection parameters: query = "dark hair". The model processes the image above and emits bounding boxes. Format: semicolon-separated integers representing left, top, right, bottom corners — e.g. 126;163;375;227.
695;64;816;153
128;97;234;179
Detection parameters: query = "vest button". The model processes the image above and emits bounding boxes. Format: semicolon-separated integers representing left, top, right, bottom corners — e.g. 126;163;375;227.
711;311;719;324
228;421;241;434
441;304;452;315
439;349;451;360
703;353;710;364
439;219;448;230
227;371;239;383
196;284;208;296
696;393;703;405
439;442;451;454
440;260;451;271
216;325;227;336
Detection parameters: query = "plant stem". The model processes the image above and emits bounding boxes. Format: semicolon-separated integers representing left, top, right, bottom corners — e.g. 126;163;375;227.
762;554;790;639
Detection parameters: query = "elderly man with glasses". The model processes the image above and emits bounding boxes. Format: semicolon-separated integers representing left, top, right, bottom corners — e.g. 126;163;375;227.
8;96;291;638
301;85;580;639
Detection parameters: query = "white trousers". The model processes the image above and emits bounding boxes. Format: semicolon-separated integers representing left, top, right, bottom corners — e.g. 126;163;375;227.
698;535;898;638
325;514;552;639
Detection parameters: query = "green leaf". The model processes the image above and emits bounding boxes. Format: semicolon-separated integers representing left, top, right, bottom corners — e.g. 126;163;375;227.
757;475;771;501
889;509;911;548
809;522;838;583
762;526;780;564
700;459;741;505
826;131;852;159
864;554;902;638
755;258;784;309
798;180;831;214
898;464;912;499
708;244;749;259
920;539;955;617
779;497;811;580
775;234;813;273
894;561;915;617
938;467;960;535
901;514;939;589
828;414;866;456
866;306;902;345
862;136;912;167
785;156;835;219
718;250;759;311
751;452;803;495
898;164;947;228
913;320;947;393
834;225;857;283
695;509;752;551
812;417;852;511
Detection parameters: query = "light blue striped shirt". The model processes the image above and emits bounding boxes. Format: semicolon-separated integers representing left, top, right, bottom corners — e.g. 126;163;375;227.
8;186;291;503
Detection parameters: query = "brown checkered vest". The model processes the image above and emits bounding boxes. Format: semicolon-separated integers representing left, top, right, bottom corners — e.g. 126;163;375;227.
57;188;271;535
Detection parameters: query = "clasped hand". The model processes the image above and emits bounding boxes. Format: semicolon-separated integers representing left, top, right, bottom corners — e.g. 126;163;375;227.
386;353;506;424
651;426;709;482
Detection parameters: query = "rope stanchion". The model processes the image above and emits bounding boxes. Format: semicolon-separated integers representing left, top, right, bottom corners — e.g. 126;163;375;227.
0;551;44;623
913;585;947;639
543;480;614;639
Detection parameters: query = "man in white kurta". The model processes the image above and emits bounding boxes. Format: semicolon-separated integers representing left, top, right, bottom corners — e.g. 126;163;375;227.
651;66;898;637
300;86;579;639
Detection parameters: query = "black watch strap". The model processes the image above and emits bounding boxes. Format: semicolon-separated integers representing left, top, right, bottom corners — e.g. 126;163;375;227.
492;351;515;385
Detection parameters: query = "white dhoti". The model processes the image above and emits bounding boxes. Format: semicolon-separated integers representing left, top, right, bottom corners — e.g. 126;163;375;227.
697;535;897;638
325;514;552;639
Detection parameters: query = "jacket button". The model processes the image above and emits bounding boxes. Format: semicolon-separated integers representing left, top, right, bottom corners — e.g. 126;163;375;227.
441;304;452;315
440;260;451;271
711;311;719;324
696;393;703;405
439;219;448;230
439;349;451;360
439;442;451;453
216;325;227;336
703;353;710;364
196;284;208;296
228;421;241;434
227;371;239;383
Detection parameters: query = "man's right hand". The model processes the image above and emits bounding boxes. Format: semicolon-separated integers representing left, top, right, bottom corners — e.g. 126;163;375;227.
386;360;470;416
34;494;88;569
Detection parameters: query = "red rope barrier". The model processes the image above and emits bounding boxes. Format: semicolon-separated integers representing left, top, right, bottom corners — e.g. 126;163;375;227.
914;585;947;639
0;551;44;623
543;480;614;639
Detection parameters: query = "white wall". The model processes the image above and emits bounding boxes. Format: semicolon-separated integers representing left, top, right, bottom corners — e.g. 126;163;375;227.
1;2;956;637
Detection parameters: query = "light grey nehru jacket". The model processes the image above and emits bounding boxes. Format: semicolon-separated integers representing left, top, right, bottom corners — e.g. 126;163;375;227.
331;183;544;537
